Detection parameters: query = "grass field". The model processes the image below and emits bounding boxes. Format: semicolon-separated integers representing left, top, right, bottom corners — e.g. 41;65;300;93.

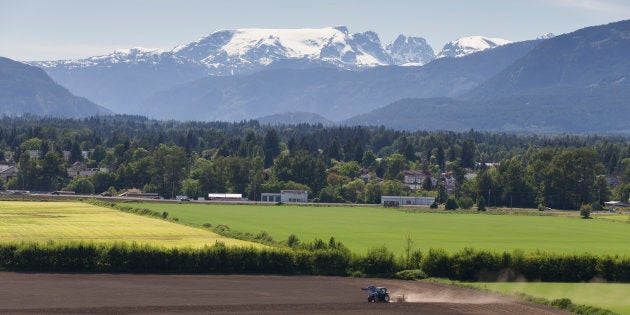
594;213;630;223
467;282;630;314
131;202;630;256
0;201;258;248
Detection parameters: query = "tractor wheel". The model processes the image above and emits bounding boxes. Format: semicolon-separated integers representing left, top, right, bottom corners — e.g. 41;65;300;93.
383;294;390;303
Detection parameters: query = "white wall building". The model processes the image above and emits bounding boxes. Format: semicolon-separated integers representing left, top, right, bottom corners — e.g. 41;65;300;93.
261;190;308;203
261;193;281;202
381;196;435;207
281;190;308;202
208;193;244;201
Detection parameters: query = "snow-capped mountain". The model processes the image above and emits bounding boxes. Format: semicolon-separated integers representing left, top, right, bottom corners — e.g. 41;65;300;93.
27;27;436;113
33;27;435;75
34;47;192;69
386;35;435;66
437;36;512;58
172;26;397;74
537;33;555;40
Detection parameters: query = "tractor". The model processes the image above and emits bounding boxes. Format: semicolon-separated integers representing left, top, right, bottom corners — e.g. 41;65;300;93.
362;285;390;303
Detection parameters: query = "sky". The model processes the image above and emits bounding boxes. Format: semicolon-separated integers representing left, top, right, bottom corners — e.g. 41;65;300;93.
1;0;629;61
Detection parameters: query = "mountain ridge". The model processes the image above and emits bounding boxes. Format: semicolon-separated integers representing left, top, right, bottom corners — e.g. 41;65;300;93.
342;20;630;133
0;57;112;118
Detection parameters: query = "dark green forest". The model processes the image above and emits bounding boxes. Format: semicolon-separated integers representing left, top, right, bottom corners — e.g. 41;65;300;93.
2;114;630;210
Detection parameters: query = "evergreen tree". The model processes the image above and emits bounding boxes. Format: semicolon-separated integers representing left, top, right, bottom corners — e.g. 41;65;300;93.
263;129;280;167
477;196;486;211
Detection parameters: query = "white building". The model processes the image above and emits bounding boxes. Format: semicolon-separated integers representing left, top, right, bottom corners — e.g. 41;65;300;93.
281;190;308;202
261;193;281;202
381;196;435;207
208;193;244;201
261;190;308;203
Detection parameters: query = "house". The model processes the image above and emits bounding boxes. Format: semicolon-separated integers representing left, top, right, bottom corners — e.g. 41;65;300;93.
0;164;18;182
67;161;101;177
26;150;41;159
476;162;500;169
381;196;435;207
281;190;308;202
403;170;425;185
120;188;159;199
402;170;437;189
260;190;308;203
359;169;372;182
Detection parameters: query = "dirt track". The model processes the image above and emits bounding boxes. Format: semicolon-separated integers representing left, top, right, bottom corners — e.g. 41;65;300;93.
0;273;569;314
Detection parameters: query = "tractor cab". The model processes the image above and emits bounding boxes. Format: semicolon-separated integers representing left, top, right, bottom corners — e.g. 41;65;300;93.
362;285;390;303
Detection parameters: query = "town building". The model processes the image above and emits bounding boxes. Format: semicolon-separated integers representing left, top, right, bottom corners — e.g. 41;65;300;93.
208;193;244;201
381;196;435;207
261;190;308;203
0;164;18;182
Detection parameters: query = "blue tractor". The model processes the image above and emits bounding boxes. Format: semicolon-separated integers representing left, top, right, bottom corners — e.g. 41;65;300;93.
362;285;390;303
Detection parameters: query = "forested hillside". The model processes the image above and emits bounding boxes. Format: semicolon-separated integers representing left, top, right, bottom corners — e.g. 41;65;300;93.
1;115;629;210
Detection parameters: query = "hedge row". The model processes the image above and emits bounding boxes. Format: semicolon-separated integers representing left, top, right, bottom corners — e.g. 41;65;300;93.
418;248;630;282
0;241;351;275
1;242;629;282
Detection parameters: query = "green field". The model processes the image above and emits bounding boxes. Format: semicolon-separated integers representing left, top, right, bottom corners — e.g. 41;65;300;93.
594;213;630;223
0;201;258;248
132;202;630;255
468;282;630;314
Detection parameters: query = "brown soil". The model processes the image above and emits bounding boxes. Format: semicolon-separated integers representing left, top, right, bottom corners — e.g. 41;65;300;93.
0;273;569;314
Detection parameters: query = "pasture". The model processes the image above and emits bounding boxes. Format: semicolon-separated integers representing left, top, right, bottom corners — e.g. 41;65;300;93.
468;282;630;314
132;202;630;256
0;201;257;248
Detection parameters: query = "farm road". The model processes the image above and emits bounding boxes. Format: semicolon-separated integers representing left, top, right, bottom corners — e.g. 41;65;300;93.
0;273;569;314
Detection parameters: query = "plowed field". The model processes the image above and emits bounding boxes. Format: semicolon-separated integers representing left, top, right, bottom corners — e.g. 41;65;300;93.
0;273;569;314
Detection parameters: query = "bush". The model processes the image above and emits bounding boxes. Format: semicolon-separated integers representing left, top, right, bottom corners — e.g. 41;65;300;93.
64;177;95;194
287;234;300;248
396;269;428;280
444;198;458;210
429;201;438;209
421;248;453;278
350;270;366;278
358;245;397;276
580;204;592;219
550;298;572;309
477;196;486;211
457;197;474;210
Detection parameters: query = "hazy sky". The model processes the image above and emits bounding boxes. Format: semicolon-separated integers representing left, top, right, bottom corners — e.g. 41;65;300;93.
1;0;629;61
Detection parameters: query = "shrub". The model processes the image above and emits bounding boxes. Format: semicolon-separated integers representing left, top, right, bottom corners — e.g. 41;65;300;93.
429;201;438;209
287;234;300;248
444;198;458;210
421;248;453;278
457;197;473;210
358;245;397;275
351;270;366;278
396;269;428;280
580;204;592;219
550;298;572;309
477;196;486;211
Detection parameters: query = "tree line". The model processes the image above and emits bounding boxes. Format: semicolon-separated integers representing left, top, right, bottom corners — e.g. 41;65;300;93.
1;241;628;283
2;115;630;209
